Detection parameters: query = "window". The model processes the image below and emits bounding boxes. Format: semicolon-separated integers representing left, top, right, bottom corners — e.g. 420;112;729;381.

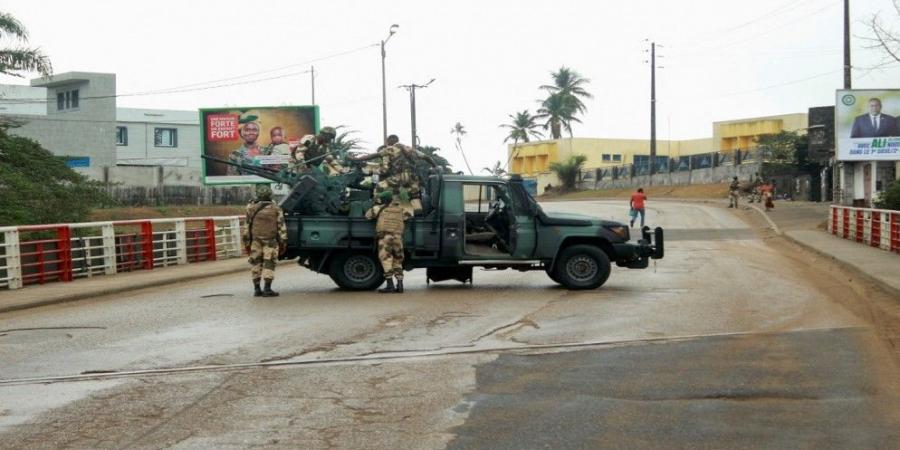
602;154;611;162
154;128;177;147
612;154;622;162
56;89;80;111
116;126;128;146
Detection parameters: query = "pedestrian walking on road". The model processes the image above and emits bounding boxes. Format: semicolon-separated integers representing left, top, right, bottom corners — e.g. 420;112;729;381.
762;180;775;212
629;188;647;228
243;185;287;297
729;176;740;208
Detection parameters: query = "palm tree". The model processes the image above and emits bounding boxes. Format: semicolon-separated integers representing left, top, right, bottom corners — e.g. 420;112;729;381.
500;110;544;145
450;122;473;175
536;92;581;139
549;154;588;192
417;145;452;172
330;125;363;158
500;109;544;171
540;66;592;114
482;161;507;177
0;12;52;77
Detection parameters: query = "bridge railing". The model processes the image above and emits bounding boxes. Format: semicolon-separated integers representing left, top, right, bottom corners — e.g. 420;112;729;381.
0;216;244;290
828;206;900;254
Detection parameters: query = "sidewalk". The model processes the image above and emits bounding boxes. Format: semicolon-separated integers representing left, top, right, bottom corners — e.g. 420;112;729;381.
0;258;250;314
748;201;900;297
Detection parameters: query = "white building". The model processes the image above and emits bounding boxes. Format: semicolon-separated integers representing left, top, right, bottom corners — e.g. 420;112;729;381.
116;108;200;168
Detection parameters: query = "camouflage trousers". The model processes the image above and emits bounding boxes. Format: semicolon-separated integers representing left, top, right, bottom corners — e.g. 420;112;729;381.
249;239;279;281
729;191;739;208
377;233;404;280
375;177;421;200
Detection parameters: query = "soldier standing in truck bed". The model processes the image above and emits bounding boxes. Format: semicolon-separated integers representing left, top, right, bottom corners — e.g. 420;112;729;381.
351;134;435;209
289;126;346;175
243;185;287;297
366;192;412;293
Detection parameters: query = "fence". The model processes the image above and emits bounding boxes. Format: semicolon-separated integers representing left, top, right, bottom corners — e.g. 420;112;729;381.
828;206;900;254
0;216;243;290
585;148;769;183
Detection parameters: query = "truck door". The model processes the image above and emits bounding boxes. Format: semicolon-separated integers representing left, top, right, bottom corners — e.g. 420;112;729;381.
508;182;537;259
440;181;465;260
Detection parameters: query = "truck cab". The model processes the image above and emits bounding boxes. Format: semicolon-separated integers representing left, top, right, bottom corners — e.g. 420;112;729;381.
286;174;663;290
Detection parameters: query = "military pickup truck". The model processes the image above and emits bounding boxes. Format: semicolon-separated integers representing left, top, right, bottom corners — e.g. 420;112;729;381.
204;156;664;290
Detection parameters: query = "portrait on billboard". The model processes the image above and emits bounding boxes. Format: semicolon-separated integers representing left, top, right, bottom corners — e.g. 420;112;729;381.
836;90;900;161
201;106;318;184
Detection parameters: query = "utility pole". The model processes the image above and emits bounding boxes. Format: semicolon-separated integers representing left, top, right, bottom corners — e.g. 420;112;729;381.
310;65;315;105
399;79;435;151
843;0;851;89
650;42;657;177
381;25;399;145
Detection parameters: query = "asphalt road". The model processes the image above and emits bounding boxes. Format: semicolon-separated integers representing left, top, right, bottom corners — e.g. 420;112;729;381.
1;200;898;449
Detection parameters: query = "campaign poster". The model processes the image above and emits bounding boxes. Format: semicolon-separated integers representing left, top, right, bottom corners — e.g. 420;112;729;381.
835;90;900;161
201;106;318;185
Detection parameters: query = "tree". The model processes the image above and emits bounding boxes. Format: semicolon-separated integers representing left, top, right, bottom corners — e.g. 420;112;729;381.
540;66;593;115
874;180;900;211
0;128;113;225
755;131;808;164
450;122;473;175
500;110;544;145
482;161;507;177
549;154;588;192
536;92;581;139
330;125;363;159
0;11;52;78
417;145;453;173
868;0;900;64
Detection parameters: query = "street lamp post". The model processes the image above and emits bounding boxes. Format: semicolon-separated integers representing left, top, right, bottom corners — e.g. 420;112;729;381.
381;24;399;145
399;78;435;151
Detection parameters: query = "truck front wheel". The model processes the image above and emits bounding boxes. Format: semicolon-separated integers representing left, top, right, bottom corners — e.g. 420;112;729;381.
553;245;611;290
329;252;385;291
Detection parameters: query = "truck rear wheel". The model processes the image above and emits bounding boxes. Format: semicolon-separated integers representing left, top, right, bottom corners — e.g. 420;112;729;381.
553;245;611;290
329;252;385;291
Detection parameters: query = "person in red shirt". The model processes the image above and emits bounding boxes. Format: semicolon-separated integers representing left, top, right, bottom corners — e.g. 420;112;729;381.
630;188;648;228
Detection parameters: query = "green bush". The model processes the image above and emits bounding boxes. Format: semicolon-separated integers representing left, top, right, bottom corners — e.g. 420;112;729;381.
874;180;900;211
0;127;114;225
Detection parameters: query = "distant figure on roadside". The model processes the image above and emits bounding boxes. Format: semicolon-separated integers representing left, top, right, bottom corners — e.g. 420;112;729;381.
243;185;287;297
762;180;776;212
850;98;897;138
629;188;647;228
729;176;740;208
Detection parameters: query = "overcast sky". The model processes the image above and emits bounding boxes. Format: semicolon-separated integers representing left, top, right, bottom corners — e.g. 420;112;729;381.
2;0;898;171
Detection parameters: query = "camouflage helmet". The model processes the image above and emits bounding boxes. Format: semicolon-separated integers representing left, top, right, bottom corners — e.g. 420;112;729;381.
319;126;337;139
374;190;394;204
256;184;273;201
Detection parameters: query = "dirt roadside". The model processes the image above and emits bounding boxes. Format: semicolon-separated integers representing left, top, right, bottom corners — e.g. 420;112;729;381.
733;206;900;364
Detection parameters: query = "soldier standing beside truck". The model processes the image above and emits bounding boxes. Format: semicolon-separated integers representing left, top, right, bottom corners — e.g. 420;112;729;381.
366;192;412;293
244;185;287;297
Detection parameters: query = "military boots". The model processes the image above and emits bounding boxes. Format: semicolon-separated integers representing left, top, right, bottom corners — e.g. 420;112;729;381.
378;278;395;293
395;279;404;293
262;280;279;297
253;280;263;297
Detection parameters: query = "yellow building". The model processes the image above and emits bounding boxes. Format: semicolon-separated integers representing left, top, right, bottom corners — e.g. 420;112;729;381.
713;113;808;152
509;112;809;177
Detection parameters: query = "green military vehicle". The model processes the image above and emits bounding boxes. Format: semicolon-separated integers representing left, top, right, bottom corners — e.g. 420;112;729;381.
206;156;664;290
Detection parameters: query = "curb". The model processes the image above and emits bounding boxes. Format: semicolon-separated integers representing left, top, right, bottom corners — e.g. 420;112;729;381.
780;231;900;300
0;260;260;315
742;204;900;299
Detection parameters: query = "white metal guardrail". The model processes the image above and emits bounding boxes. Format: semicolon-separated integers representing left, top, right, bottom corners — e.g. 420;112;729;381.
828;206;899;254
0;216;244;290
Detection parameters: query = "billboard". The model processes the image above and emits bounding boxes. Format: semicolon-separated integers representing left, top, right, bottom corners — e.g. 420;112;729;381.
201;106;318;185
835;90;900;161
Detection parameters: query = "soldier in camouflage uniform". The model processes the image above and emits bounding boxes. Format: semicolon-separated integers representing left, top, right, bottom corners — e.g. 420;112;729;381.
352;135;434;209
243;185;287;297
729;176;740;208
289;126;346;175
365;192;412;293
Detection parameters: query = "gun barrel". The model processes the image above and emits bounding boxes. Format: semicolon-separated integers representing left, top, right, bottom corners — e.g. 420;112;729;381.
201;154;287;184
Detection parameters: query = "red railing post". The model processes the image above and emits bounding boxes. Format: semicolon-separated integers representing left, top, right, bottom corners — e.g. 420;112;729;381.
205;219;217;261
58;226;73;282
842;208;850;239
892;212;900;254
141;221;154;270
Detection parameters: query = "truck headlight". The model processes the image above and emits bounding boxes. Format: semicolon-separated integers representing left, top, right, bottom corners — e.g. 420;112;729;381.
605;225;629;240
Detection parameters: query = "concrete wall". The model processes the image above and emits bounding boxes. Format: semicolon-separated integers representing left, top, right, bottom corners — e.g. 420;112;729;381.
577;162;763;191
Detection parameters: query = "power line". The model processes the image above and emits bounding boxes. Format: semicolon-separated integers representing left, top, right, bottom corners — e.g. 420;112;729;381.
0;43;378;105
